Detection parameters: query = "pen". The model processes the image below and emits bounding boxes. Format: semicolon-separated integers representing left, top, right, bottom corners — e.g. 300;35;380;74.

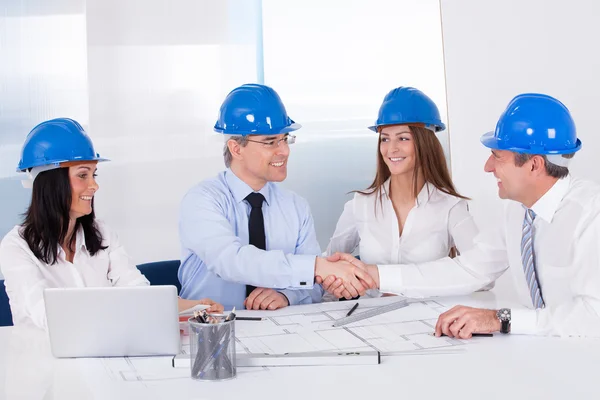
225;307;236;321
434;333;494;337
235;317;263;321
346;303;359;317
193;310;206;323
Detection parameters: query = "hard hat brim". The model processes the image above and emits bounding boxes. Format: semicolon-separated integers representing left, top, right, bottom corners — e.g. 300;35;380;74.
480;131;582;154
368;122;446;133
17;156;110;173
214;122;302;136
480;131;500;150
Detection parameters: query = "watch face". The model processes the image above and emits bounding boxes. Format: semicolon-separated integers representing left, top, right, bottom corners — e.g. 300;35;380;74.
497;308;511;321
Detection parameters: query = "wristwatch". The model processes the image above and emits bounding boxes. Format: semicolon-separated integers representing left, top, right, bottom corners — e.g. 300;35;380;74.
497;308;511;334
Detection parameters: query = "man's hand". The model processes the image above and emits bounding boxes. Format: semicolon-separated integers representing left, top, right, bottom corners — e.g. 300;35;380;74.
244;288;289;310
317;253;380;299
435;306;500;339
177;297;224;313
314;256;376;298
318;275;351;299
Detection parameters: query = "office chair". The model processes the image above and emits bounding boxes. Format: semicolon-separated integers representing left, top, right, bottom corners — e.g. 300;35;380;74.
137;260;182;294
0;280;14;326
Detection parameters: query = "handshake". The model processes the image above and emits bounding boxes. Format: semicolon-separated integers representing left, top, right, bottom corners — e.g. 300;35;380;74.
314;253;380;299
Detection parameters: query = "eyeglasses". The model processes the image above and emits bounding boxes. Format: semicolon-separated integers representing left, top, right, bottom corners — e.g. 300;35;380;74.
246;135;296;149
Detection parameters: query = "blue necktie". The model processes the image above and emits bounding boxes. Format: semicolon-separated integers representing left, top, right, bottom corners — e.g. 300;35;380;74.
521;209;545;309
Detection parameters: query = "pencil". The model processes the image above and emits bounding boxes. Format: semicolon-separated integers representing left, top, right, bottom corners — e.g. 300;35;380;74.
346;303;359;317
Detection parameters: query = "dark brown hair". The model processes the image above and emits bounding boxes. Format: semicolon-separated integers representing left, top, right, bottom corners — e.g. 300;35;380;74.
20;168;107;265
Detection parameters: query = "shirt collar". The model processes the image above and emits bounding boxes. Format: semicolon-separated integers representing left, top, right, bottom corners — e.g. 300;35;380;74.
57;224;87;257
382;179;434;207
225;169;271;206
76;225;87;251
416;182;434;207
530;175;571;223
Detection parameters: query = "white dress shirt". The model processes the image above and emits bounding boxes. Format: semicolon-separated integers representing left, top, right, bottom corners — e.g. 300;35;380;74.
378;175;600;337
326;180;479;296
0;221;149;329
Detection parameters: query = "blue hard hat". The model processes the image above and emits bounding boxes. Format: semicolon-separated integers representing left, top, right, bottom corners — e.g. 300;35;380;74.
481;93;582;155
17;118;109;172
368;87;446;132
214;83;301;136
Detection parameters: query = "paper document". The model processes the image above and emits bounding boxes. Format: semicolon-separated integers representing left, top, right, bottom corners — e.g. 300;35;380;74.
181;297;470;357
178;304;209;316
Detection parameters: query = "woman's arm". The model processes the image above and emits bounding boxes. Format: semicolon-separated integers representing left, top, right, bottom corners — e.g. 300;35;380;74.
0;231;50;329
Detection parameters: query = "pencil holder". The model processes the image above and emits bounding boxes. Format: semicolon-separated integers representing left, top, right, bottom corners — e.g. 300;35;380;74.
189;316;236;381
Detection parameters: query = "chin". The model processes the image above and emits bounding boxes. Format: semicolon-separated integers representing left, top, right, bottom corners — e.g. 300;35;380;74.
269;170;287;182
269;176;287;183
389;168;412;176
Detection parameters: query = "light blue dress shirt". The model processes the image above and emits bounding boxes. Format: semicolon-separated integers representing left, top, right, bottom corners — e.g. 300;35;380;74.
178;169;323;309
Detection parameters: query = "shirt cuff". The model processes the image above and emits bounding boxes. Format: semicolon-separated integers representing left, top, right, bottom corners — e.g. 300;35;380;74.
288;255;316;289
377;264;403;294
277;289;298;305
277;289;292;305
511;307;538;335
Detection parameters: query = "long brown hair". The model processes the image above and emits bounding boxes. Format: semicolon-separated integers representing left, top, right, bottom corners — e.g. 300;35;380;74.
358;125;469;206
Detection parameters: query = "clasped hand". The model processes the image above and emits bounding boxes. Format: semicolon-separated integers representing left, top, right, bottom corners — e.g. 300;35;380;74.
315;253;378;299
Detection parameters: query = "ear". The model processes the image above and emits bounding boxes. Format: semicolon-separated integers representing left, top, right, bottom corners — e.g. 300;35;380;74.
227;139;244;163
530;155;546;175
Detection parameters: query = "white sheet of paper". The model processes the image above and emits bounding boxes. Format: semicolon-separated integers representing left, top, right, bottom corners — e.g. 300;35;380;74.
178;304;209;316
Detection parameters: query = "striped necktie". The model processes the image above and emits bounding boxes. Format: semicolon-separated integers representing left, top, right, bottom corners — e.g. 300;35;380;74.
521;208;545;309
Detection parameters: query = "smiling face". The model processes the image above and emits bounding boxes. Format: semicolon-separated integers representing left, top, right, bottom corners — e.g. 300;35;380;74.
379;125;417;177
231;133;291;188
68;162;99;220
484;150;531;202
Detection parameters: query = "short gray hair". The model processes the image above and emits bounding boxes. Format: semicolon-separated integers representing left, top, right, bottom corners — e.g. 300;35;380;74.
514;153;575;179
223;136;249;168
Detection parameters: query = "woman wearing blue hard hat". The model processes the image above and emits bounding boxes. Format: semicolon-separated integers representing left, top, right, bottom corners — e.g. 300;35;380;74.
0;118;222;329
323;87;479;298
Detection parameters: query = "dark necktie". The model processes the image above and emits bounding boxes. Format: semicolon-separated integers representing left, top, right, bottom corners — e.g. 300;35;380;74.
245;192;266;297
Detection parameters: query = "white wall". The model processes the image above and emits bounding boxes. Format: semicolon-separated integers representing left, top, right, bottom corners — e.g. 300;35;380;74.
85;0;448;263
262;0;447;248
1;0;449;275
85;0;262;264
0;0;88;279
440;0;600;297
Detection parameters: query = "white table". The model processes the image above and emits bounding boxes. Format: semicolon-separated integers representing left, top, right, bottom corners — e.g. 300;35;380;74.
1;292;598;400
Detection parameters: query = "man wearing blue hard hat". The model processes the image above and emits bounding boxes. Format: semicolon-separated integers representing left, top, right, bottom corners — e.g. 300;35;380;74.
178;84;374;310
335;93;600;338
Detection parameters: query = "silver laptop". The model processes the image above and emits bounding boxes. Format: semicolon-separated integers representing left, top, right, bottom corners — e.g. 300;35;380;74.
44;286;180;358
